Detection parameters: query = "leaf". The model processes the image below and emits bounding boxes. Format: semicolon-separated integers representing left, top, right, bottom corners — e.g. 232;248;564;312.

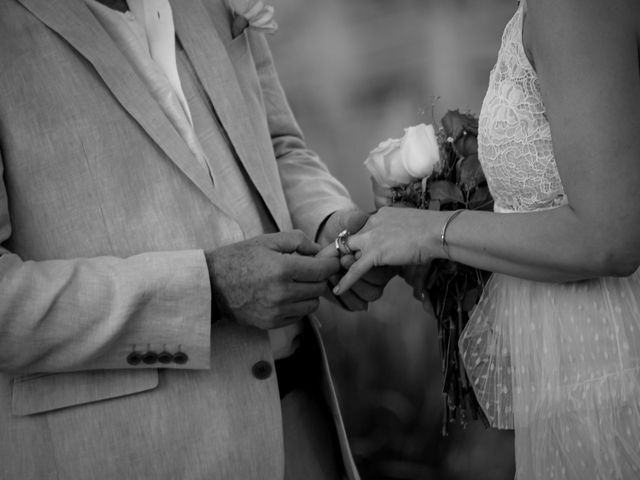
441;110;479;139
453;132;478;157
469;186;493;210
428;180;464;205
390;181;424;207
457;154;485;191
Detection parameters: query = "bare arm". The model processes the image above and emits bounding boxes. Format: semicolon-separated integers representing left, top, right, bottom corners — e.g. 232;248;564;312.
336;0;640;292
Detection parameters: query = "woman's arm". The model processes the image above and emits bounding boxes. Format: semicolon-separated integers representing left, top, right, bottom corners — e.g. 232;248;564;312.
336;0;640;293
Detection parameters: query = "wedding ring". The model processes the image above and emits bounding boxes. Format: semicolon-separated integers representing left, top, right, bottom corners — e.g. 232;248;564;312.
335;229;352;256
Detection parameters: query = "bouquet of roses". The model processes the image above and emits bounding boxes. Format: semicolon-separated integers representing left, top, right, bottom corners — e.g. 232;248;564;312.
365;110;493;435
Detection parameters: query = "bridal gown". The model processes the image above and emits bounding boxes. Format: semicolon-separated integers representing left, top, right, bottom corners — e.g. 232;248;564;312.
459;1;640;478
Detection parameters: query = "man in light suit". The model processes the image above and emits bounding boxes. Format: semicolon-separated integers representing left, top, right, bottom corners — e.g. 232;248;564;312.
0;0;391;478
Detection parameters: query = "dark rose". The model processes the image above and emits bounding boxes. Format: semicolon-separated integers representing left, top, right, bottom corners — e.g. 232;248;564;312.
457;153;485;191
453;131;478;157
441;110;479;157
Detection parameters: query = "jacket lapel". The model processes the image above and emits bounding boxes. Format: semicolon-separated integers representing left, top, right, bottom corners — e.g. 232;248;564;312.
16;0;235;219
171;0;288;231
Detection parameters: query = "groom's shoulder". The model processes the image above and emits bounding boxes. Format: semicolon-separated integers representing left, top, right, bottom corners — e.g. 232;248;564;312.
177;0;235;42
0;1;50;60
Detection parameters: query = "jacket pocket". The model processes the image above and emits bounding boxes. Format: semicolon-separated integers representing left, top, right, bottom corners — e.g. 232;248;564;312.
226;28;250;63
11;369;158;416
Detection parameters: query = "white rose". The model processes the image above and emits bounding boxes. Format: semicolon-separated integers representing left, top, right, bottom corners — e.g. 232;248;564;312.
364;137;411;187
402;124;440;179
364;124;440;188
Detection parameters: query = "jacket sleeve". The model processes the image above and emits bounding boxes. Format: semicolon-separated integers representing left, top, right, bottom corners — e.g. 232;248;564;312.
0;155;212;375
246;31;359;239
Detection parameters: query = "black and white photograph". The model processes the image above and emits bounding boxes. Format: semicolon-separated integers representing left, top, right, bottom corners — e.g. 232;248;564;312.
0;0;639;479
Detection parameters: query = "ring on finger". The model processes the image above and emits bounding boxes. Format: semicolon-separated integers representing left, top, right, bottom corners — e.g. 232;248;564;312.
335;229;352;256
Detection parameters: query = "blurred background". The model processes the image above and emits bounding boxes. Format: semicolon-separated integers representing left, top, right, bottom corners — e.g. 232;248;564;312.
268;1;517;479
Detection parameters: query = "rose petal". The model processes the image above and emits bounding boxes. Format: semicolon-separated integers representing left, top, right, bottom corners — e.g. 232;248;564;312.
253;21;278;34
457;153;485;191
453;132;478;157
227;0;251;15
250;5;275;27
364;137;410;187
244;0;265;18
401;124;440;179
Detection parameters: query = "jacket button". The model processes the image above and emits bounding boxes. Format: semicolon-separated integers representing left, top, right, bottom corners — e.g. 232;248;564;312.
158;351;173;364
127;352;142;366
142;351;158;365
252;360;272;380
173;352;189;365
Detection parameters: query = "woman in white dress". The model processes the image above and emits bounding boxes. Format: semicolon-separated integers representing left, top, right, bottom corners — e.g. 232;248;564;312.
331;0;640;478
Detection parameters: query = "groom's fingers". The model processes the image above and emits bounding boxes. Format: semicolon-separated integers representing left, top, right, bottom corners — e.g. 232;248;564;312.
339;210;369;234
349;280;384;303
333;289;368;311
409;265;430;300
362;266;396;286
339;254;355;270
422;295;436;317
326;275;367;311
316;242;340;259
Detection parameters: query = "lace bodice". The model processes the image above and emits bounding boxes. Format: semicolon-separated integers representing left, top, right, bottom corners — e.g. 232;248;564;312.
478;2;567;213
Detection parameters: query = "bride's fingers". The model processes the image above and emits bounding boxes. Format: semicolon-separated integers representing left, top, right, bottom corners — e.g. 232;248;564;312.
345;231;366;255
338;252;353;267
333;256;374;295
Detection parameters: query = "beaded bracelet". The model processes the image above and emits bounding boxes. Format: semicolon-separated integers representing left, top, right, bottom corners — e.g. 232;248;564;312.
440;209;464;260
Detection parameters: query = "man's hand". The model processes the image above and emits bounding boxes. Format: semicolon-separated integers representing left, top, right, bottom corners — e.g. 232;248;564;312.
401;264;436;315
317;209;396;311
205;231;340;330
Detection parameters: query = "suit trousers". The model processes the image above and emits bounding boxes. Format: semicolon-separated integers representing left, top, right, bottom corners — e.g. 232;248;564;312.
278;330;344;480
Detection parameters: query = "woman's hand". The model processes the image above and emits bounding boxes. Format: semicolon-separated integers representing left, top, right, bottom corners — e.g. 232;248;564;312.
315;209;397;309
333;207;438;294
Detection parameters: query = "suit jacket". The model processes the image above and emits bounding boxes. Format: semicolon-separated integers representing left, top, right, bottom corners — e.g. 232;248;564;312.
0;0;359;478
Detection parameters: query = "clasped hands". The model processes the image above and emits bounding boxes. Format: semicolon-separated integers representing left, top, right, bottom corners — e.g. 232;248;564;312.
204;209;395;330
319;200;441;314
